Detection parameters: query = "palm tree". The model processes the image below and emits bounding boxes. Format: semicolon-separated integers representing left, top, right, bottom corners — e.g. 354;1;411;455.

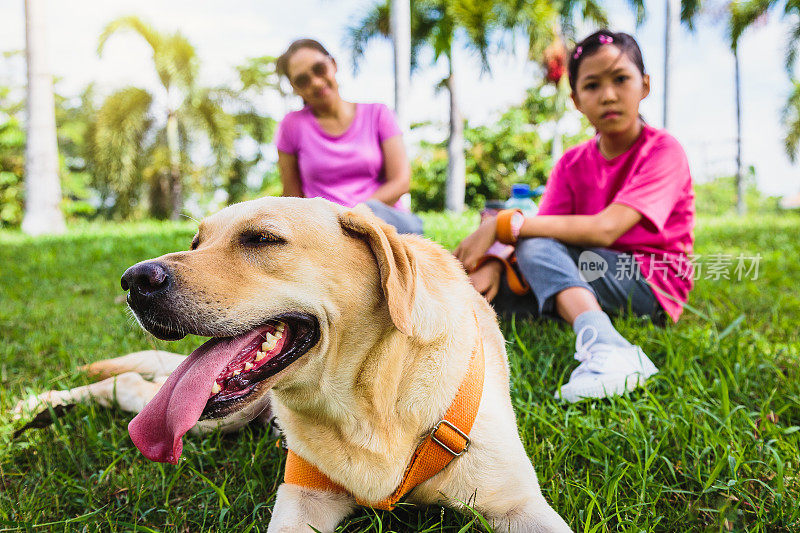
784;80;800;161
347;0;643;211
718;3;748;214
727;1;756;215
21;0;66;235
733;41;745;214
662;0;705;129
347;0;500;213
95;16;238;219
729;0;800;160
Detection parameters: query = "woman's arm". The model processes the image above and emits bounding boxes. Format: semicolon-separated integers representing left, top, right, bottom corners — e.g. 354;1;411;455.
455;203;642;272
369;135;410;206
278;151;304;197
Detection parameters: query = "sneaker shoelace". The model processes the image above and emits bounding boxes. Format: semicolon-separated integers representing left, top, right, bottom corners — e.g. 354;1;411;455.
573;325;614;374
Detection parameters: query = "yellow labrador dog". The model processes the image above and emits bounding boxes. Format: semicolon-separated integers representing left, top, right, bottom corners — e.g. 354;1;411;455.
13;197;570;532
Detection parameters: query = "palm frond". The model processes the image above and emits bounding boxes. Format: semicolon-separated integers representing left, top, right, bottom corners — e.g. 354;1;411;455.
620;0;645;25
728;0;774;47
409;1;446;73
207;87;276;145
97;15;161;57
580;0;611;28
98;15;199;92
782;80;800;161
182;90;237;175
236;56;282;94
784;15;800;73
681;0;704;30
161;33;199;91
450;0;499;71
87;87;154;217
344;1;391;74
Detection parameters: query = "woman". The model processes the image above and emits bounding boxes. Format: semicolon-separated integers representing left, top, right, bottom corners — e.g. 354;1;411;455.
275;39;423;235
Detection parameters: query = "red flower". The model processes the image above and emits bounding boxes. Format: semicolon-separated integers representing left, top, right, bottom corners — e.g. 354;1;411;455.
546;57;565;83
543;37;567;84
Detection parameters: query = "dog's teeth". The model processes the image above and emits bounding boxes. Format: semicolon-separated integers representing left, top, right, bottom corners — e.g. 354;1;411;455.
276;323;285;335
255;350;266;361
262;335;278;352
211;382;221;394
233;369;241;376
244;361;254;371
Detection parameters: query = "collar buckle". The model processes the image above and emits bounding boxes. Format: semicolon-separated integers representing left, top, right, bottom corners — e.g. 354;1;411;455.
430;419;471;457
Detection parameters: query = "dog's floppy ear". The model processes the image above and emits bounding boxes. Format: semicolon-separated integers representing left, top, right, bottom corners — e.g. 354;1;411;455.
339;205;416;336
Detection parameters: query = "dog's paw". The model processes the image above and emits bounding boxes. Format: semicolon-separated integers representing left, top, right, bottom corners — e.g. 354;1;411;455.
11;391;70;421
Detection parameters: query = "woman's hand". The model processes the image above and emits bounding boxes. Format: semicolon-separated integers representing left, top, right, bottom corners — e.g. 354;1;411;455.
454;216;498;272
469;261;503;303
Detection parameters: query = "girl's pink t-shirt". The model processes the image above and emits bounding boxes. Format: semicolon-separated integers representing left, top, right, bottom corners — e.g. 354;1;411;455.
538;124;696;322
276;102;405;209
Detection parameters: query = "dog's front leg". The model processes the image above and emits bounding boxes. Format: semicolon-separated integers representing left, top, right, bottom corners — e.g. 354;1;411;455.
267;483;355;533
12;372;164;421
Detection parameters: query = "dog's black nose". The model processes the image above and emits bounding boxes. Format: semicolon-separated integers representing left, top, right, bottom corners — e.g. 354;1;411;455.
121;262;171;296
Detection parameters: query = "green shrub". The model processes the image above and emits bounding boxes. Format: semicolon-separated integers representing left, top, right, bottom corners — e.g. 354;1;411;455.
694;172;781;216
411;84;592;211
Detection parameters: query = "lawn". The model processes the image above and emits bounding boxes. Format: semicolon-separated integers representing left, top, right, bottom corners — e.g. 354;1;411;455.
1;211;799;532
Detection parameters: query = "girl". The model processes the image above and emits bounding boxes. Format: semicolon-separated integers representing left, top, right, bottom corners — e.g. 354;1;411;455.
454;30;695;403
275;39;423;234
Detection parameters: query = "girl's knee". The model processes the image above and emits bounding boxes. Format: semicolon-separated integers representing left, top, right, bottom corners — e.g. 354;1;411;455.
516;237;565;266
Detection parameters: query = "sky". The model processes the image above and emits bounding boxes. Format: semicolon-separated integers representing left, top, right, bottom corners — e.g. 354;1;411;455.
1;0;798;197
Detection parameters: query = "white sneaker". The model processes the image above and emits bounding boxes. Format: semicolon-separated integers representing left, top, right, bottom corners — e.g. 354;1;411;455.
555;325;658;403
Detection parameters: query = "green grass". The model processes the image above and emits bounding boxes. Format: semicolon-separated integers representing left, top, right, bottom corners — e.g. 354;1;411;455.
1;212;799;532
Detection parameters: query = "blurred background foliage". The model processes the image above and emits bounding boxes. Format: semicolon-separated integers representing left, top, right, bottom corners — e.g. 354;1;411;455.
411;83;593;211
1;8;790;228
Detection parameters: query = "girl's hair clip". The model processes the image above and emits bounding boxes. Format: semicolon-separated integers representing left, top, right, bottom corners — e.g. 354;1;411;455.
573;46;583;59
598;35;614;44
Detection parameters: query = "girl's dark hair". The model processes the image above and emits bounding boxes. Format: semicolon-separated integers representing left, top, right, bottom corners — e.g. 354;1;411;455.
567;30;645;93
276;38;332;80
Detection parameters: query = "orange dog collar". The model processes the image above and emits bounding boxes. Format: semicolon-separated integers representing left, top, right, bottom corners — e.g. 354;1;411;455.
283;319;485;510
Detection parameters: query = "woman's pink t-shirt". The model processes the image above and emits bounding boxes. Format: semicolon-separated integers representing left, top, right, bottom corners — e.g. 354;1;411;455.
538;124;696;322
276;102;404;209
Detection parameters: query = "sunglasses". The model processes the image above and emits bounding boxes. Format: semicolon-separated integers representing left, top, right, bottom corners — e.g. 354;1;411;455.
291;60;330;90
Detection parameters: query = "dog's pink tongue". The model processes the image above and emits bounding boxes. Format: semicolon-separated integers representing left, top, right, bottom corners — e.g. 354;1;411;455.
128;334;251;464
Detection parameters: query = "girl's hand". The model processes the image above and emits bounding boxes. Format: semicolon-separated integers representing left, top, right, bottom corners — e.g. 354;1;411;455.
469;261;503;303
454;217;498;272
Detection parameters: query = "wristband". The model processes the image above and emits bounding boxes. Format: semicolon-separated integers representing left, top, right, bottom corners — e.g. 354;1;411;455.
496;209;525;245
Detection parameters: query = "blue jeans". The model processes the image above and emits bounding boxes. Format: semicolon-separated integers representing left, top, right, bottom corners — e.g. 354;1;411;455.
492;238;666;325
365;199;424;235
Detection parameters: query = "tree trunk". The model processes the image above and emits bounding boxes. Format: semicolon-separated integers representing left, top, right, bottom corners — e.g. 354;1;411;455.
551;77;569;161
22;0;66;235
390;0;412;211
663;0;678;129
445;60;465;213
148;170;172;220
734;46;746;215
166;111;183;220
390;0;411;135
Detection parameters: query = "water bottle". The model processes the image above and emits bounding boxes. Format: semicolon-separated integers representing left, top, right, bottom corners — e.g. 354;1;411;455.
505;184;538;216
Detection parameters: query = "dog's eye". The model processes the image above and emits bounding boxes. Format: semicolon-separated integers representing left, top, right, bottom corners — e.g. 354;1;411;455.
241;232;285;247
190;236;200;250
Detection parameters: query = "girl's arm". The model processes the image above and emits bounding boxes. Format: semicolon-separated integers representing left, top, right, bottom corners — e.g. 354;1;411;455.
369;135;411;206
278;151;304;197
519;203;642;246
455;203;642;272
